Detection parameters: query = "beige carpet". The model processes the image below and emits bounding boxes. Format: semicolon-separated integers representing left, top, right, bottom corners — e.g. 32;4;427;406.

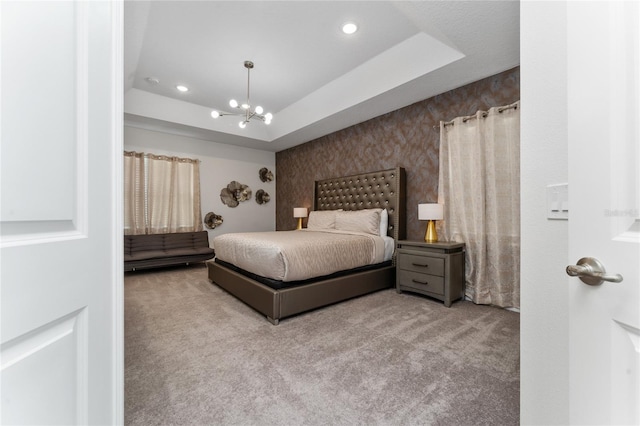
125;264;519;425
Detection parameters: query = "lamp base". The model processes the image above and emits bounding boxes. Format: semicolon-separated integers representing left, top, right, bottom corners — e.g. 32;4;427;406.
424;220;438;243
296;217;303;230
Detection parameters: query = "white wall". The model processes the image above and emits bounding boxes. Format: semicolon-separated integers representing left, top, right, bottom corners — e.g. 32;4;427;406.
520;1;570;424
124;126;276;247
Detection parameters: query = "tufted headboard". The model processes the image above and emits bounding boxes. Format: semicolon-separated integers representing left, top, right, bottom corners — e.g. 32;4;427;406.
313;167;406;242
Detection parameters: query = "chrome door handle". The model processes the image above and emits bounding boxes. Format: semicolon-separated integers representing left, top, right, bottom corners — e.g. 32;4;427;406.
566;257;623;286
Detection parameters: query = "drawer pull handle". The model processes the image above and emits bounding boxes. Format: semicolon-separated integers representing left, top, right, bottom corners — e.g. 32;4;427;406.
412;263;429;268
412;279;428;285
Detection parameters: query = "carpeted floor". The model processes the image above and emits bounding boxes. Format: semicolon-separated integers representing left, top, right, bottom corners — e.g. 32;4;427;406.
125;264;519;425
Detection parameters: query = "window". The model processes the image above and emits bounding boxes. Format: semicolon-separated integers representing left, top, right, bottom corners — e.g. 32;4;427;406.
124;151;202;235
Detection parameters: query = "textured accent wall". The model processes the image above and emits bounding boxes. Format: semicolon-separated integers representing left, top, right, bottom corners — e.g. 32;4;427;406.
276;67;520;240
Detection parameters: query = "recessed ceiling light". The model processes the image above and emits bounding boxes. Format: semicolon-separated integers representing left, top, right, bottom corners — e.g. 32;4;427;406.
342;22;358;35
145;77;160;85
176;85;189;92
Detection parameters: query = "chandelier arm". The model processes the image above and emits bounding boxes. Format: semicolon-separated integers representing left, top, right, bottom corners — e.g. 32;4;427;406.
246;61;255;123
246;63;251;109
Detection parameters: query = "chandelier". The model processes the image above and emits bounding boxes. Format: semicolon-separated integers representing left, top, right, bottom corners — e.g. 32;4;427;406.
210;60;273;128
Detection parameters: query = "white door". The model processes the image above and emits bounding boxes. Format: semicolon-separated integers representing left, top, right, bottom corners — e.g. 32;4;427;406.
567;1;640;424
0;1;123;424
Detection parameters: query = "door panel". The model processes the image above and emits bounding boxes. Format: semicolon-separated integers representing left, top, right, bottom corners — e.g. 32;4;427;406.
1;310;87;425
611;320;640;424
1;1;78;230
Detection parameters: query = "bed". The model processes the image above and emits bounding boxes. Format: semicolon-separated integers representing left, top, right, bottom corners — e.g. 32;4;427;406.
207;167;406;324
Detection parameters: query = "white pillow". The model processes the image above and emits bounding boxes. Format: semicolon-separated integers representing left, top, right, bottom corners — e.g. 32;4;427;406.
335;208;382;236
307;210;339;230
379;209;388;237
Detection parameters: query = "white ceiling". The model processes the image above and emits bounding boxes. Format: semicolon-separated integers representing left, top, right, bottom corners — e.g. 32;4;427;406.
124;1;520;152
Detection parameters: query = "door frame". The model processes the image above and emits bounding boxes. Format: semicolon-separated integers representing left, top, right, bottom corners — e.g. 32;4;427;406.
113;1;125;422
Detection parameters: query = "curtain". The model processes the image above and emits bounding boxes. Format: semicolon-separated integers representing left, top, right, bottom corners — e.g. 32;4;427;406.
124;151;146;235
124;151;203;235
437;101;520;308
147;153;202;234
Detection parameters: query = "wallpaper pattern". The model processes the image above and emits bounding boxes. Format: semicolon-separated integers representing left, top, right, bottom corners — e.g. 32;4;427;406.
276;67;520;240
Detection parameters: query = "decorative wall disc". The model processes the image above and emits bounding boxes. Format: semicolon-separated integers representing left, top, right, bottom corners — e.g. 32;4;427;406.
204;212;224;229
220;180;252;207
255;189;270;204
259;167;274;182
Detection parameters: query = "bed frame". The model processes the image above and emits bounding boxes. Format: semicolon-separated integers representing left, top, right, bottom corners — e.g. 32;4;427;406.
207;167;406;324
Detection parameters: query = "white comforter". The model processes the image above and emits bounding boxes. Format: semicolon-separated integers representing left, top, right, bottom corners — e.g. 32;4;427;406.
213;229;387;282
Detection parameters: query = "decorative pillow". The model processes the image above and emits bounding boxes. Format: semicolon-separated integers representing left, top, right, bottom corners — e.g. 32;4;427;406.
379;209;389;237
307;210;339;230
335;208;382;236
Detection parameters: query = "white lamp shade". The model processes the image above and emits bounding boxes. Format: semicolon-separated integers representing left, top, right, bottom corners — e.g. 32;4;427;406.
293;207;308;218
418;203;443;220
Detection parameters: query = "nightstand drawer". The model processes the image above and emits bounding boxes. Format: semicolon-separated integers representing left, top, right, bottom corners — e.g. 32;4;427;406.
398;254;445;276
397;270;445;295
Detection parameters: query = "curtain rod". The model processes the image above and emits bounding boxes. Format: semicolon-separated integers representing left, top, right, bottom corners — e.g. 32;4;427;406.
124;150;200;163
432;101;519;130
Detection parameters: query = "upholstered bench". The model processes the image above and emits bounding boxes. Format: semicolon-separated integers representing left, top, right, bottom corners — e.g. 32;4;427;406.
124;231;215;271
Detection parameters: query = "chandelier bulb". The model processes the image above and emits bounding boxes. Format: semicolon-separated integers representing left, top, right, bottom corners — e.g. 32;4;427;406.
211;110;220;119
255;106;263;115
241;103;249;110
264;113;273;124
239;121;247;129
229;99;238;108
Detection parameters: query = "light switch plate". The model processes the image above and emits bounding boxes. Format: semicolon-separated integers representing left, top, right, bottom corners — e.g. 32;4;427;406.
547;183;569;220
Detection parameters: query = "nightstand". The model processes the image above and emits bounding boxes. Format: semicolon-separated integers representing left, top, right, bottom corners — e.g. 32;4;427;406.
396;240;466;307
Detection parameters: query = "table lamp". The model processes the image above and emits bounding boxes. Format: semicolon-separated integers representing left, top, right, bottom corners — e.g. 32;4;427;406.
418;203;444;243
293;207;307;230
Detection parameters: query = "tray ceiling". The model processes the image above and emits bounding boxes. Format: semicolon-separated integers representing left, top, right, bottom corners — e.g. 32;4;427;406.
124;1;520;152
